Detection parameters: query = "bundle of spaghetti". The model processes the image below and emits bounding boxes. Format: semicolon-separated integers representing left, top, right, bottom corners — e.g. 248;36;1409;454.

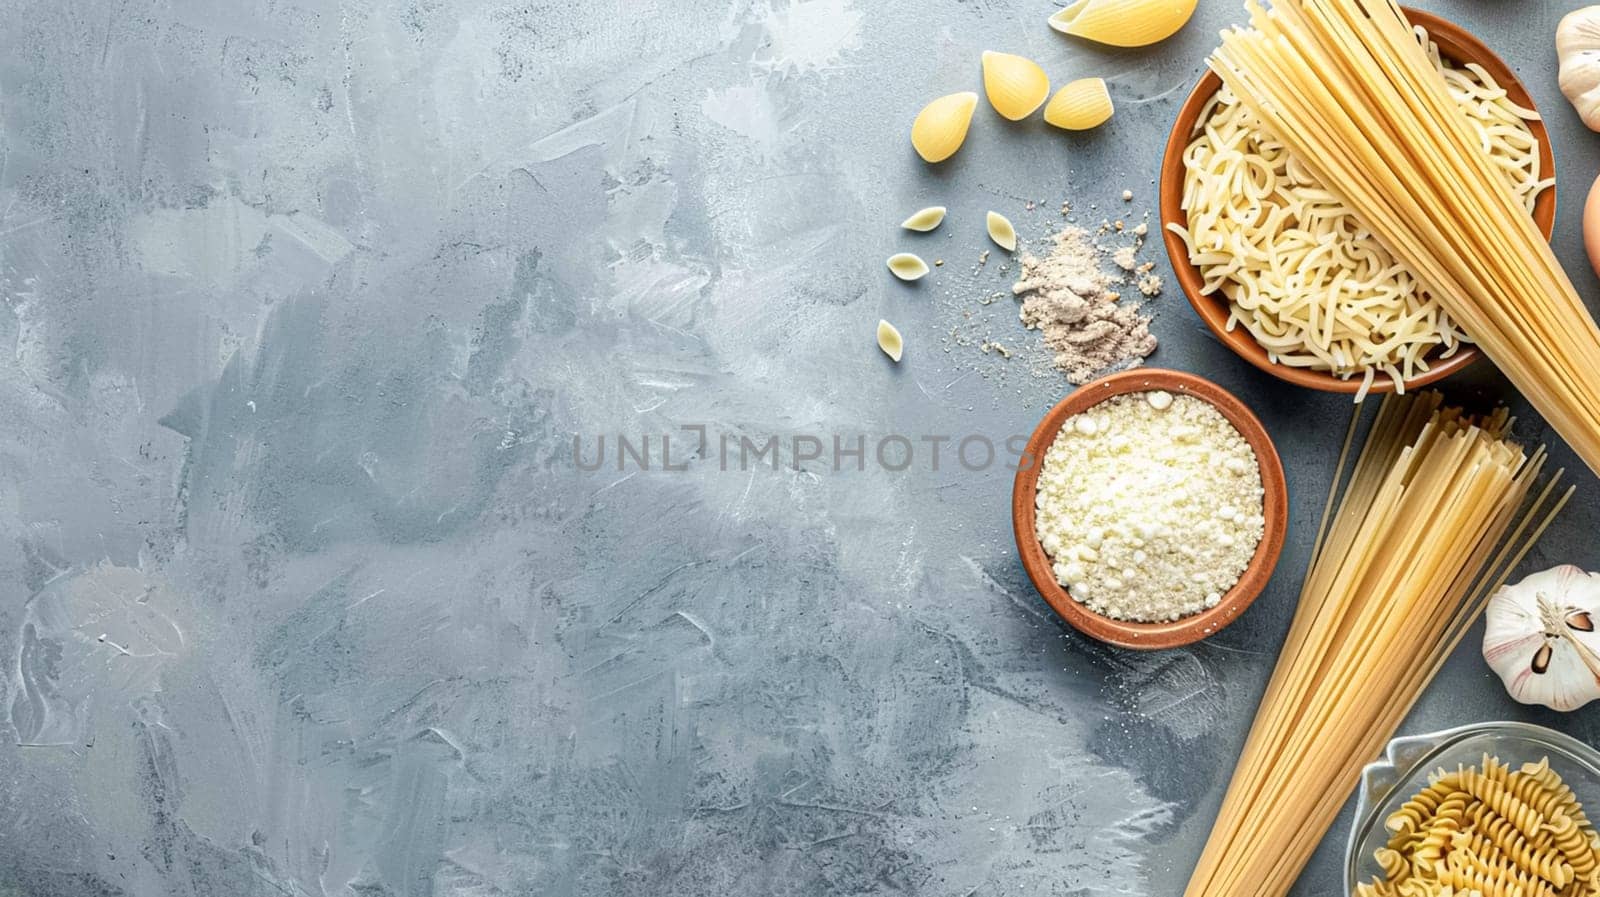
1206;0;1600;478
1169;28;1551;400
1184;391;1571;897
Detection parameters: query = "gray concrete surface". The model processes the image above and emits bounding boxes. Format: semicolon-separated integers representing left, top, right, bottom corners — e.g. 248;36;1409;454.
1;0;1598;894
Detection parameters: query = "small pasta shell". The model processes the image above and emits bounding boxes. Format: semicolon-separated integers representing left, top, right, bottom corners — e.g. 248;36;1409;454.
887;252;930;280
901;206;947;232
877;319;904;362
1048;0;1198;47
981;50;1050;121
911;92;979;163
986;212;1017;252
1044;78;1114;131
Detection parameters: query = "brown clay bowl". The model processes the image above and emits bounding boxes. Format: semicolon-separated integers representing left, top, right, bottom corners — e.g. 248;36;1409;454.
1158;8;1557;395
1012;368;1288;650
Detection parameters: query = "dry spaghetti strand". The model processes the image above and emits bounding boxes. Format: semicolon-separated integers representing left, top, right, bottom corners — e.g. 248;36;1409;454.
1185;390;1569;897
1205;0;1600;476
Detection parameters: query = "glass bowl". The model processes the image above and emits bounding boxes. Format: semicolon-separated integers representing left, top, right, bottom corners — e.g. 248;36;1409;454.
1344;722;1600;894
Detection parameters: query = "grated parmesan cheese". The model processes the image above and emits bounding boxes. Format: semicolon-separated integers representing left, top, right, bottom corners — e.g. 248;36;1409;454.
1034;391;1265;622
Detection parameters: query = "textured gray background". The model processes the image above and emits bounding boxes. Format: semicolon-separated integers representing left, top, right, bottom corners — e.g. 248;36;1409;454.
2;0;1599;895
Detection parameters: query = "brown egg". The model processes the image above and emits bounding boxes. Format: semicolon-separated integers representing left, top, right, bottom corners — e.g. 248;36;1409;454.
1586;173;1600;280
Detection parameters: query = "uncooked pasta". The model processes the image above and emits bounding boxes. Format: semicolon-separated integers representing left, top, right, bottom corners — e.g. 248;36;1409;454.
1169;28;1551;400
1184;391;1570;897
1202;0;1600;478
1354;755;1600;897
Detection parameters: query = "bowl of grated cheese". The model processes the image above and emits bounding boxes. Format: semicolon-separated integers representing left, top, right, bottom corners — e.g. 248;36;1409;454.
1158;9;1556;399
1012;368;1288;650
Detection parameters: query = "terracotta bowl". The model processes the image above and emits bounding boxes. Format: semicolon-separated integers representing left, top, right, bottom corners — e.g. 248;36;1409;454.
1012;368;1288;650
1157;8;1557;395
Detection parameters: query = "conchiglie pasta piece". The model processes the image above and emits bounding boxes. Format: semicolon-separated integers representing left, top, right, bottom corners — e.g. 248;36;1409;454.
911;92;979;163
1048;0;1198;47
986;212;1017;252
981;51;1050;121
887;252;930;281
877;319;904;362
901;206;947;232
1044;78;1114;131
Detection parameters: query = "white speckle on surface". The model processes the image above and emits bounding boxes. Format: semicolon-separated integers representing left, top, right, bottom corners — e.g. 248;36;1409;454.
700;83;784;150
759;0;863;73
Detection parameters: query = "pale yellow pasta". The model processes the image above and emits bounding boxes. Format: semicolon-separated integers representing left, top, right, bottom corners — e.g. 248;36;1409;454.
981;51;1050;121
1043;78;1114;131
1522;760;1594;829
1547;813;1597;878
985;211;1017;252
1440;854;1552;897
885;253;929;281
1507;771;1574;823
1462;765;1548;837
1183;392;1570;897
1048;0;1197;47
910;92;977;164
1453;828;1573;890
1390;787;1448;836
1354;879;1398;897
1169;28;1551;400
1376;848;1410;882
1351;757;1599;897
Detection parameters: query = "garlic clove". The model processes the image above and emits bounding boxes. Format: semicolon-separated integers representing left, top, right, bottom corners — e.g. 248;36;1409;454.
1483;564;1600;712
876;319;904;362
986;211;1017;252
1044;78;1115;131
886;252;930;281
1533;643;1554;674
900;206;947;232
1048;0;1198;48
981;51;1050;121
911;92;979;163
1557;7;1600;132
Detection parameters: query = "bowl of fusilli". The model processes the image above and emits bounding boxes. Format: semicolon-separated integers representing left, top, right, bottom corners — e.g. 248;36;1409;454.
1346;722;1600;896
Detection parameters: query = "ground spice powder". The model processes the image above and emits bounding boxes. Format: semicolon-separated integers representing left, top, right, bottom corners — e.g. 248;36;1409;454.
1013;226;1157;384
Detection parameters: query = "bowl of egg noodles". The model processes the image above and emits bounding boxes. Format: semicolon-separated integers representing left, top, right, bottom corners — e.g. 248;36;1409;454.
1159;8;1556;400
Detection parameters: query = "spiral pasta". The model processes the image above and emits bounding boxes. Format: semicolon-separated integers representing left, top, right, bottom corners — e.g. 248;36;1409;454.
1390;776;1465;836
1522;759;1593;829
1462;765;1547;838
1547;813;1597;879
1356;757;1600;897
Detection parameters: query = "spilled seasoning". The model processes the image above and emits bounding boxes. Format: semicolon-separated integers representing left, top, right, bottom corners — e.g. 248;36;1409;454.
1014;226;1156;384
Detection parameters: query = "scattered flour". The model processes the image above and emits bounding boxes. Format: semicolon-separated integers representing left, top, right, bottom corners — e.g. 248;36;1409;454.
1013;227;1157;385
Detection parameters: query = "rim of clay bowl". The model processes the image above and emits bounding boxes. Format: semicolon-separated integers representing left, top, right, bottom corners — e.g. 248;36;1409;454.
1011;368;1288;650
1157;8;1557;395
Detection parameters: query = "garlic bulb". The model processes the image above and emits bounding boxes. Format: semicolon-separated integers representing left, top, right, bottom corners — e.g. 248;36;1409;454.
1483;565;1600;711
1558;7;1600;132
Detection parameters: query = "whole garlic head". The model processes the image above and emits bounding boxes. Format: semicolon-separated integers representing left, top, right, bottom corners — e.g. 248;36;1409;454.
1558;7;1600;132
1483;565;1600;712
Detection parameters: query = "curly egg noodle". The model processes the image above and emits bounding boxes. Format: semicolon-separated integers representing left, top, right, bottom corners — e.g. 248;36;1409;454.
1169;30;1553;399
